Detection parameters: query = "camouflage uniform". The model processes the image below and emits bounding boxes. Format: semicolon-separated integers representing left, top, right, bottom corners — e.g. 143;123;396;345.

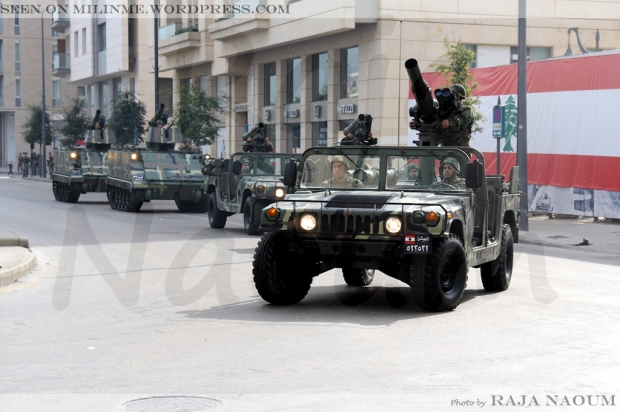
439;84;474;147
431;157;466;190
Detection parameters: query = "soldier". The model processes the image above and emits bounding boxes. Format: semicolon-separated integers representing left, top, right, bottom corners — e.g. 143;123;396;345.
431;157;466;190
240;158;252;175
22;154;30;177
47;153;54;179
32;153;39;175
407;164;420;184
321;155;363;188
18;153;23;174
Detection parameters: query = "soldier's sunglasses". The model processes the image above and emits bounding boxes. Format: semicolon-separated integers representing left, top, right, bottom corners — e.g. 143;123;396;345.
434;88;452;97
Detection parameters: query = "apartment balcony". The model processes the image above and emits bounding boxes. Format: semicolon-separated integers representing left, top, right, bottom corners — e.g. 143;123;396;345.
51;9;70;33
208;0;377;57
158;23;201;56
52;53;71;77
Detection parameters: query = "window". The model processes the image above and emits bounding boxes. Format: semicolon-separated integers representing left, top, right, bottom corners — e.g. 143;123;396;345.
312;122;328;147
200;75;210;94
263;62;276;106
98;23;106;52
53;80;61;108
15;78;21;107
82;28;86;55
113;77;122;100
287;57;301;104
78;86;87;108
52;43;58;69
14;13;20;35
340;46;358;98
0;76;4;107
181;78;193;89
510;46;551;64
0;15;3;35
74;31;79;57
89;84;96;114
286;124;300;152
312;53;328;101
14;42;20;72
464;44;477;69
99;82;109;117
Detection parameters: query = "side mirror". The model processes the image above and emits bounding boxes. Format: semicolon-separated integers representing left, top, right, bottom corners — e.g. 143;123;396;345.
231;160;242;175
283;159;298;187
465;159;484;189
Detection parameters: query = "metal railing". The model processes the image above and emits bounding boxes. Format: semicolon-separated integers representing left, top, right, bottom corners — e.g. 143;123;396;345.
53;53;71;70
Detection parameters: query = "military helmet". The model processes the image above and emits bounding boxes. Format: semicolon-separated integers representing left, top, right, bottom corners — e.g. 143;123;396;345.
442;157;460;174
241;157;251;165
408;163;420;171
450;84;466;99
331;155;349;168
184;138;191;143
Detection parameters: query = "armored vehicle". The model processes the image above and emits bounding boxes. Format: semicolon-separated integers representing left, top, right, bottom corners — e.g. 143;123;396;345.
106;104;207;212
52;110;115;203
203;152;301;235
253;146;520;312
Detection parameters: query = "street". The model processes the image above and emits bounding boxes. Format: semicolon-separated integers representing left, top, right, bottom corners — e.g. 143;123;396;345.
1;176;620;411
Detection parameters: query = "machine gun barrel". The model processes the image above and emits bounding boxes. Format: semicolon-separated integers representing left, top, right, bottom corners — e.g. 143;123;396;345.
149;104;166;126
242;123;265;140
405;59;435;123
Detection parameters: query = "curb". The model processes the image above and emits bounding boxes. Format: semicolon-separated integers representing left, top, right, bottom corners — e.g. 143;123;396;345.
0;247;37;287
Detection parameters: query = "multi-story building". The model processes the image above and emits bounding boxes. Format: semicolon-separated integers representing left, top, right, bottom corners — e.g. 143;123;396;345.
0;9;76;167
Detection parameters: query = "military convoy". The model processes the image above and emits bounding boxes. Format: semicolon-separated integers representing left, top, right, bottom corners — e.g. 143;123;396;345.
252;146;520;312
202;152;301;235
52;110;115;203
106;104;207;212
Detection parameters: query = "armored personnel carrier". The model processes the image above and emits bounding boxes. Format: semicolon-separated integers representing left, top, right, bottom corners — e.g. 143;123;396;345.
202;152;301;235
106;104;207;212
252;146;520;312
52;110;115;203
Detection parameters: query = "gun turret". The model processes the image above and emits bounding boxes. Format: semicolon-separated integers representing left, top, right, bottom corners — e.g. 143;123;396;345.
242;123;265;141
342;114;376;146
201;157;223;177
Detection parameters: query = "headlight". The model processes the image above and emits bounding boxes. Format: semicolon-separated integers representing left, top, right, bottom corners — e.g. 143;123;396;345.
385;217;402;234
204;154;211;160
130;152;140;161
299;214;317;231
69;152;78;159
275;188;285;198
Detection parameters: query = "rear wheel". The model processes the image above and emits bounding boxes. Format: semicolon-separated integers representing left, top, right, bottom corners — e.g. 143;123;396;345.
253;232;313;305
207;192;227;228
410;234;468;311
342;268;375;286
480;224;513;291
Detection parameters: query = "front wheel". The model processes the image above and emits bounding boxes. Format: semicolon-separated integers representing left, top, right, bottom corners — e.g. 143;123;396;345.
207;192;227;228
342;268;375;286
253;232;313;305
243;198;262;236
410;234;468;312
480;224;513;291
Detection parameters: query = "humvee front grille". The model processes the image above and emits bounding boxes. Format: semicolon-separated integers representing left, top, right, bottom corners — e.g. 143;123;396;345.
321;213;377;234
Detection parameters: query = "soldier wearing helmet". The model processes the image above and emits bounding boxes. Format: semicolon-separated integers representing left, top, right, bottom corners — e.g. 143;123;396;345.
240;157;252;175
321;155;363;188
441;83;474;147
431;157;466;190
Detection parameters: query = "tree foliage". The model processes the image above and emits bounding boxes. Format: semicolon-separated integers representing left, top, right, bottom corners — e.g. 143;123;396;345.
174;84;227;146
22;104;53;146
56;97;90;148
432;37;486;134
108;91;148;144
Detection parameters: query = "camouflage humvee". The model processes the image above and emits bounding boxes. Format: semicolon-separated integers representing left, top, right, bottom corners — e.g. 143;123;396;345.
52;113;115;203
106;106;206;212
203;152;301;235
253;146;521;312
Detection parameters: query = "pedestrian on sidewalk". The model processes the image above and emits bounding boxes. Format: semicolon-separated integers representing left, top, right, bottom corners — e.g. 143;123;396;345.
47;153;54;179
8;161;14;176
22;154;30;177
17;154;23;174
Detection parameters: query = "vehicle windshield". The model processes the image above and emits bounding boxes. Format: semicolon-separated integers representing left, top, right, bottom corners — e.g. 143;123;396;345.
386;154;468;191
234;153;298;176
300;153;381;190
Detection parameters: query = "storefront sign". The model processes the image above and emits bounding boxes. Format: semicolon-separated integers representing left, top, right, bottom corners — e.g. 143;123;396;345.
234;104;248;112
314;105;322;119
284;109;299;118
337;104;356;114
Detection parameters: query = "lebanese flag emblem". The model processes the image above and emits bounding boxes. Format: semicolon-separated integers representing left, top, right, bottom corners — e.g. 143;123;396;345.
405;236;416;244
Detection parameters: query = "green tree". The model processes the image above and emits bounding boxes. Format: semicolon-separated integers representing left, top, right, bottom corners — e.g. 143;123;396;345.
174;84;227;146
108;91;148;144
22;104;53;146
432;37;485;134
503;96;518;152
56;97;90;148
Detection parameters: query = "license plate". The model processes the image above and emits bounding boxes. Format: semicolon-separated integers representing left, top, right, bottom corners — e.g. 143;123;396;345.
404;234;432;254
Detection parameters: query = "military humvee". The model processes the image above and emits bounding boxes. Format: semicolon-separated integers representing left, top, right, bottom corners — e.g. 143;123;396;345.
253;146;520;312
52;111;115;203
203;152;301;235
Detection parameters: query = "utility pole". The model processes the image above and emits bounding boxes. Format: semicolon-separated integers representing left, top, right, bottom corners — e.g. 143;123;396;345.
154;1;159;108
41;13;47;178
517;0;528;230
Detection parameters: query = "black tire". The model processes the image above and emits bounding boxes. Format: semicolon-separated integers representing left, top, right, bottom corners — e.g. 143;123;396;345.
194;194;209;213
342;268;375;286
52;181;62;201
243;198;262;236
67;187;80;203
480;224;513;291
175;194;209;213
253;232;313;305
410;234;468;312
126;190;143;213
207;192;227;228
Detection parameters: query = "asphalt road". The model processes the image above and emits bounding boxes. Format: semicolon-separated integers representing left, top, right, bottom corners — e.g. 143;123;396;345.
1;176;619;411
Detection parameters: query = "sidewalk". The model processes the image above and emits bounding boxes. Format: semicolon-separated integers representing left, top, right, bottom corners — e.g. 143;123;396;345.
0;228;36;287
0;166;52;182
